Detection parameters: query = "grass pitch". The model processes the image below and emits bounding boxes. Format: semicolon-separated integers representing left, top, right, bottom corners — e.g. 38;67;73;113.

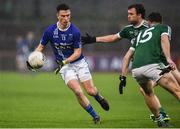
0;72;180;128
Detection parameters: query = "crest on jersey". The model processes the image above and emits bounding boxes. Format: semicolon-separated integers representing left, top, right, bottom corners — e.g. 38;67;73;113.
134;30;139;36
53;28;59;38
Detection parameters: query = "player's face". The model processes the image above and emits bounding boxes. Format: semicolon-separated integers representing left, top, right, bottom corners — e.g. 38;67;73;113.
128;8;141;25
57;10;71;27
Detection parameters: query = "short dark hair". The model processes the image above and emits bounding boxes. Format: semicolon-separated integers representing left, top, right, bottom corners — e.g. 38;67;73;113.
56;3;70;12
148;12;162;23
128;4;145;19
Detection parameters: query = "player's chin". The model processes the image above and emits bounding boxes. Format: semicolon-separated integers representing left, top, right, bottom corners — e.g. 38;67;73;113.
128;20;136;25
63;21;69;26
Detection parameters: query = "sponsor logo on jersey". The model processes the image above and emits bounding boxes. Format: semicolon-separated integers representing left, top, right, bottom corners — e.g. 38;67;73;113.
61;34;67;41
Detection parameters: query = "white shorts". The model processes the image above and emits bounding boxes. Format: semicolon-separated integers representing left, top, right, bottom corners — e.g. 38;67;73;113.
59;58;92;84
132;63;165;85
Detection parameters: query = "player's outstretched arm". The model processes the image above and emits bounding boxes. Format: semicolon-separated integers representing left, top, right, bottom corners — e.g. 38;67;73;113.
81;33;120;45
96;34;120;43
81;33;96;45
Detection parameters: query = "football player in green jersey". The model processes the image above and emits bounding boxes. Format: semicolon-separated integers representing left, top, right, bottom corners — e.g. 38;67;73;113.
82;4;170;122
82;4;148;44
121;12;180;127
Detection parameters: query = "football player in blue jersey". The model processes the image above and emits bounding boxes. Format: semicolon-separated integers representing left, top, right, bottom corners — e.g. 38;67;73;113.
26;3;109;124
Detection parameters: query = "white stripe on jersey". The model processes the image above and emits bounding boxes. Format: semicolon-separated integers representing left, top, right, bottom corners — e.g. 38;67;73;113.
167;26;172;40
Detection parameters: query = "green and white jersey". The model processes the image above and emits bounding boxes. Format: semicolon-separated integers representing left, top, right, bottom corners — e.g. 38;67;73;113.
117;20;148;44
131;24;171;69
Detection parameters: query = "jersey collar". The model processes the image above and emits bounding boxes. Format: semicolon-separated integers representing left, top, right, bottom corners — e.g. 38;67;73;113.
133;20;146;28
57;22;71;31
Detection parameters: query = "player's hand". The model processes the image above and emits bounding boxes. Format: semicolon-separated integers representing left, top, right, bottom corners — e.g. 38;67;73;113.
26;61;36;72
159;65;172;75
119;75;126;94
81;33;96;45
54;60;66;74
167;58;176;70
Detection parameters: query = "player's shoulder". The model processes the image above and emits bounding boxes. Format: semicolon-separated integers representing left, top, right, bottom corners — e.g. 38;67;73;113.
155;24;171;31
142;20;149;28
44;23;57;32
70;23;81;35
120;24;134;33
156;23;170;28
70;23;81;33
121;20;148;30
122;24;134;29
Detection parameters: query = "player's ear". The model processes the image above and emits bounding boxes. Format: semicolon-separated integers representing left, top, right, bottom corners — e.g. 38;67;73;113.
56;13;60;19
138;13;142;18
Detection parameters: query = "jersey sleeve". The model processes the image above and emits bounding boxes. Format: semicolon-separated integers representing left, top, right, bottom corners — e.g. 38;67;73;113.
73;30;81;49
118;27;128;39
160;25;172;40
40;28;50;46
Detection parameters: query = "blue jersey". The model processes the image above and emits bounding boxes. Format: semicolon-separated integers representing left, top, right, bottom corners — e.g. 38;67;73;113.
40;22;84;63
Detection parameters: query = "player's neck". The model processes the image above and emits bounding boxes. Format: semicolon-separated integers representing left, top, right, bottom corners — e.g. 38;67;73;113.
134;19;144;28
57;22;70;31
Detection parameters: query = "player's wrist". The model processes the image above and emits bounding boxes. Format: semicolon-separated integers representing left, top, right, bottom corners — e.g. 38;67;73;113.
119;75;126;81
62;60;68;65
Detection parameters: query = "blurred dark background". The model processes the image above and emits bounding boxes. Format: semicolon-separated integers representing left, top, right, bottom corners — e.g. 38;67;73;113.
0;0;180;71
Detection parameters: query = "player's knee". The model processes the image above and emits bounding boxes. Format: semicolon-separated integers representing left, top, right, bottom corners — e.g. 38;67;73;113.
74;89;84;97
86;87;97;96
161;74;172;85
141;88;153;96
139;85;153;96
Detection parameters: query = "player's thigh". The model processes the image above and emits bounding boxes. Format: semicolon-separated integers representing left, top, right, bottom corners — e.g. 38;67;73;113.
60;64;78;85
132;66;155;95
139;80;156;95
171;69;180;85
140;81;154;95
76;59;92;82
67;79;83;94
158;72;180;94
143;64;164;83
132;66;149;86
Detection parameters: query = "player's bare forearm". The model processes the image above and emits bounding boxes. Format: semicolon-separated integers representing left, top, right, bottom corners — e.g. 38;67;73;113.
121;49;134;76
65;48;81;63
161;35;176;69
35;44;45;52
96;34;120;43
161;35;171;60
